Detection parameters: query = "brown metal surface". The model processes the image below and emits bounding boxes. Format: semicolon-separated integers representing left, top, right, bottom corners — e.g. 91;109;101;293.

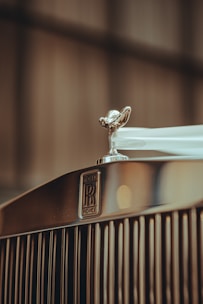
0;159;203;237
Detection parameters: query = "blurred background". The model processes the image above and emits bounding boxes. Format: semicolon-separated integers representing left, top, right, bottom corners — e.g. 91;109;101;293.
0;0;203;202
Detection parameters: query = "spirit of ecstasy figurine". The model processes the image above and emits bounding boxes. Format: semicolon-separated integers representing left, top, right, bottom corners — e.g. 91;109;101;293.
98;106;132;163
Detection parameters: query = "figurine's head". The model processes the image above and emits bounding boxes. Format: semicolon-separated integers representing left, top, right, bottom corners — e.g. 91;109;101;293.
99;106;131;134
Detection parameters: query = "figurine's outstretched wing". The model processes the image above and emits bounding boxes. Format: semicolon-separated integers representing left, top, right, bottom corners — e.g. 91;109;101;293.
99;106;131;133
116;106;132;129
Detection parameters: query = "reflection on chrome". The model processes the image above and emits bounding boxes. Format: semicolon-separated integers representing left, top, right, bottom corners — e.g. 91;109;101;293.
116;185;132;209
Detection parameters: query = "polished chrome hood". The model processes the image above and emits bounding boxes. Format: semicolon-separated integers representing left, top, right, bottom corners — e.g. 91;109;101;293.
1;158;203;238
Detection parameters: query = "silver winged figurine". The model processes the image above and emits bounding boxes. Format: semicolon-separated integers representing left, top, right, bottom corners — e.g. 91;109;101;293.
98;106;132;163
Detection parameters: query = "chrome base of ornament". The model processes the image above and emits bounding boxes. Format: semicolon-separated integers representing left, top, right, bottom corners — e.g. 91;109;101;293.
97;153;129;164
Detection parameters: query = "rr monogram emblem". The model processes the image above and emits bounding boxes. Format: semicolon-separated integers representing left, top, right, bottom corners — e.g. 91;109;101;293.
79;170;101;218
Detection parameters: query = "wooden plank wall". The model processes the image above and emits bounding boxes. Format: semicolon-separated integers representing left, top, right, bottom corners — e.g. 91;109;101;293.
0;0;203;195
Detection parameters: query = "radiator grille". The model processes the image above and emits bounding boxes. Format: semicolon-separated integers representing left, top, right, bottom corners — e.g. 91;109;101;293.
0;207;202;303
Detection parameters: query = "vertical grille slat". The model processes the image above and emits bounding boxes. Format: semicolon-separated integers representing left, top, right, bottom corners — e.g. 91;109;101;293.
133;219;139;303
14;236;20;304
139;216;146;304
172;211;180;304
73;226;79;304
155;214;162;304
41;233;46;303
29;235;35;304
94;223;101;304
64;228;69;303
4;239;10;304
36;232;42;303
60;228;70;303
123;218;130;304
108;221;115;304
77;228;81;304
200;210;203;303
19;236;26;303
182;213;189;304
165;215;172;304
103;223;109;304
86;224;92;303
60;228;65;304
47;230;53;304
24;234;31;304
8;238;15;304
0;240;5;302
149;217;155;304
51;231;57;303
117;221;123;304
190;208;199;304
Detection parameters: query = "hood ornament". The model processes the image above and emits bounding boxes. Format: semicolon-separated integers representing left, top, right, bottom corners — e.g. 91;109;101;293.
97;106;132;164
